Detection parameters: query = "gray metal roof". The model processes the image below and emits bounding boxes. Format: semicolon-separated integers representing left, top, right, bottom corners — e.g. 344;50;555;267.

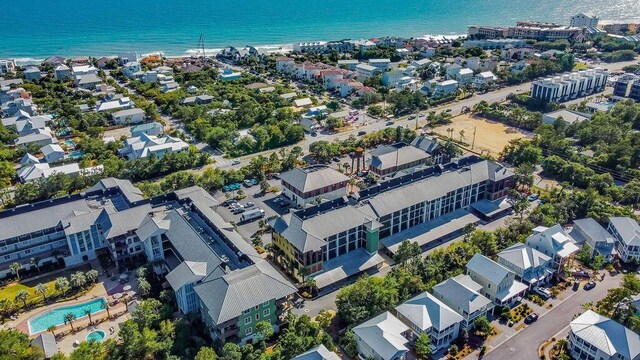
571;310;640;359
411;136;441;153
31;333;57;358
432;274;492;315
100;204;152;239
369;144;430;171
291;345;341;360
395;291;463;332
609;217;640;246
113;108;145;117
279;165;349;192
87;178;145;203
194;260;296;325
353;312;409;360
467;253;513;285
364;160;512;217
162;209;223;270
165;260;208;290
497;242;550;271
0;198;90;240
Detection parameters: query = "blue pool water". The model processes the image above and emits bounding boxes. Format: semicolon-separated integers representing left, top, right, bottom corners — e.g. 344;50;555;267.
86;330;105;342
67;151;84;159
28;298;106;334
64;140;75;147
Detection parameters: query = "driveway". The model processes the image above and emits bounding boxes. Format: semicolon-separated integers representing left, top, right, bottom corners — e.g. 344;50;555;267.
481;273;622;360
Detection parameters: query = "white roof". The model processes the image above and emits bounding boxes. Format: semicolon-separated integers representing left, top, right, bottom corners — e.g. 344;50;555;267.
478;71;497;79
458;68;474;75
293;98;313;107
571;310;640;358
395;292;463;332
526;224;579;258
498;242;550;271
41;144;63;156
467;253;514;284
353;312;409;360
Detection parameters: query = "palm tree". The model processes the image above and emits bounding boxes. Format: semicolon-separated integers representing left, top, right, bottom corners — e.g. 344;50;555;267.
138;278;151;297
84;309;93;325
9;262;22;280
64;313;76;332
35;283;47;301
70;271;86;289
15;290;29;308
342;162;351;175
459;129;466;142
55;277;70;296
103;302;111;319
47;325;57;337
0;299;13;318
85;270;99;284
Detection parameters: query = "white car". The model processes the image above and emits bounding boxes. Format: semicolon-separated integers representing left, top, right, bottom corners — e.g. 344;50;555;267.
232;159;241;165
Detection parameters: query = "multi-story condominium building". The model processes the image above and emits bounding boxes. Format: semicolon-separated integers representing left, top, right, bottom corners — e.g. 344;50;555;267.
279;165;349;208
271;156;513;286
466;254;528;307
468;24;584;42
570;13;599;28
0;179;296;344
569;310;640;360
395;292;463;350
598;20;640;35
293;42;328;53
613;74;640;102
608;217;640;263
526;225;579;273
497;243;552;289
432;274;494;331
530;69;609;103
570;218;616;261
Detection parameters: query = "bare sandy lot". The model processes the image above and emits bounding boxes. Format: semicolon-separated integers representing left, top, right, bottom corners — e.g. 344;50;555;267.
433;114;532;157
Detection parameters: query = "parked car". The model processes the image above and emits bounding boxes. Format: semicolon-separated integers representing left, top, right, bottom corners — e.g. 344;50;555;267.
584;281;596;290
386;121;394;125
232;207;246;214
533;287;551;300
524;313;539;324
357;131;367;136
528;193;539;201
243;180;253;187
445;109;452;112
273;197;284;204
573;270;590;278
573;280;580;291
332;157;341;162
232;159;241;165
244;202;255;208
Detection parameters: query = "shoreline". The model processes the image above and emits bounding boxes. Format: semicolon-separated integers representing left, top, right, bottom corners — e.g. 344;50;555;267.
8;33;466;65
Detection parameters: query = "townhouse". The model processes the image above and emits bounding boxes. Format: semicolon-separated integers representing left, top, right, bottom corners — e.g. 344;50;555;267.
530;69;609;103
466;254;528;307
570;218;616;261
353;312;410;360
432;274;494;331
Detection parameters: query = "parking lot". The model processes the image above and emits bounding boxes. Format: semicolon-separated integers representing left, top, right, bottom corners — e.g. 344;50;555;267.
213;178;290;244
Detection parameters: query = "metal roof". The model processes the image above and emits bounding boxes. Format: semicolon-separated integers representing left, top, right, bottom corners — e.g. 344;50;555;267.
571;310;640;359
467;254;514;285
609;217;640;246
497;242;550;271
395;292;463;332
353;312;409;360
279;165;349;193
194;260;296;325
432;274;492;315
291;345;341;360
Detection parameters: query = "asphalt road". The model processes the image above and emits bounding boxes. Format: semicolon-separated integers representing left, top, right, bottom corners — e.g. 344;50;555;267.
483;273;622;360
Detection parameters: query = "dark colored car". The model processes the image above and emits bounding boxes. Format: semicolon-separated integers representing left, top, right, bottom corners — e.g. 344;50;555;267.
333;157;341;162
584;281;596;290
524;313;539;324
357;131;367;136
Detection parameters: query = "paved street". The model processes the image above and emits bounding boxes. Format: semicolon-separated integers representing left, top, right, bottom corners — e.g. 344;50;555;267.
483;273;622;360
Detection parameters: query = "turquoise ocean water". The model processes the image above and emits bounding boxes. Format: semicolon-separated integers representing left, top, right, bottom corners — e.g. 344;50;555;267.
1;0;639;61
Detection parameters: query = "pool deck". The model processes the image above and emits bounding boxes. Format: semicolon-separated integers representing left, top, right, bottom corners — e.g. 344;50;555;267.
7;271;137;355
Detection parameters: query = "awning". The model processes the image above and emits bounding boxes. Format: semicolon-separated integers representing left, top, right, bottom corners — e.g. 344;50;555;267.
312;248;385;289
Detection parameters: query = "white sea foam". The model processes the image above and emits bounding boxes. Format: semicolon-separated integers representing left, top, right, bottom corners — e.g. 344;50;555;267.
13;57;46;65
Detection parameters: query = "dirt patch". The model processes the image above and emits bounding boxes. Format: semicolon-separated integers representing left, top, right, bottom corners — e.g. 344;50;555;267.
103;126;133;140
433;114;532;157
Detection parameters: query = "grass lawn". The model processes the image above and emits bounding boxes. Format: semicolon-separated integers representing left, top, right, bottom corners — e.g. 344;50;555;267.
0;281;58;304
572;62;589;71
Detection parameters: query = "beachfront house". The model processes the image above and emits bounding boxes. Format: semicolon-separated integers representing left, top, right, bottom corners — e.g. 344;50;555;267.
54;64;72;81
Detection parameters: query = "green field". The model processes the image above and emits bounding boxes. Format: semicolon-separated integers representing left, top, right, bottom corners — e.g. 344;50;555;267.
572;62;589;71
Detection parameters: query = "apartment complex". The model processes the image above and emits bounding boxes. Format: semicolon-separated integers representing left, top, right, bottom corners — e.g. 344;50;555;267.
279;165;350;208
569;13;599;28
613;74;640;102
0;179;295;344
468;22;584;42
271;156;513;287
530;69;608;103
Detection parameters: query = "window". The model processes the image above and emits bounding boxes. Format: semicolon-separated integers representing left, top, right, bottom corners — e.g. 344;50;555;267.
4;255;10;260
255;314;260;321
243;309;251;315
263;309;270;317
24;249;31;254
255;305;259;310
244;317;251;325
262;301;270;307
245;327;252;336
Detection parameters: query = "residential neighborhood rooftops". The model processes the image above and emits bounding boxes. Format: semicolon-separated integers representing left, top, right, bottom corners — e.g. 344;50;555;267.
432;274;493;315
498;242;551;270
570;310;640;359
291;345;341;360
467;253;513;283
113;108;145;117
609;217;640;246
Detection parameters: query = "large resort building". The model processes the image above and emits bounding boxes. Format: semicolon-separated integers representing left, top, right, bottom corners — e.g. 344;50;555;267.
0;178;295;344
271;156;514;288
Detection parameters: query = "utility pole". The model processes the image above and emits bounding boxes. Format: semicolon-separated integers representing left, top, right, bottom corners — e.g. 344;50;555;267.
471;126;477;150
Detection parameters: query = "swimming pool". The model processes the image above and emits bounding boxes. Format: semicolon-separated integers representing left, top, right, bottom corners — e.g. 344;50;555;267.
67;150;84;159
28;297;106;334
86;330;105;342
